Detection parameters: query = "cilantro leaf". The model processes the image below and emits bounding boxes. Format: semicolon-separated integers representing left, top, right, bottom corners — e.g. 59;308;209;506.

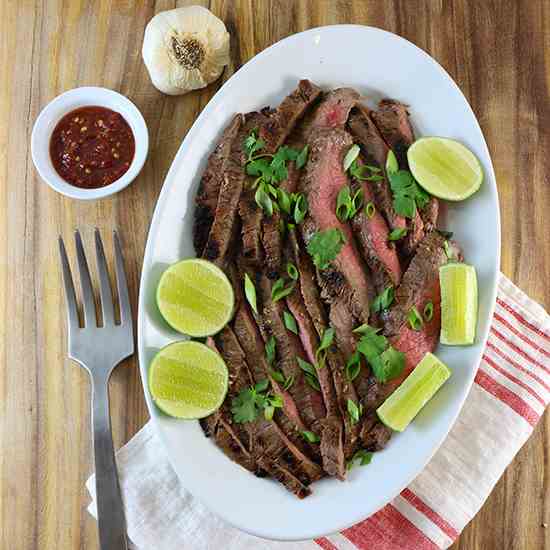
231;388;260;423
354;323;405;383
306;228;346;270
388;170;431;219
388;227;408;241
243;130;265;160
265;336;276;366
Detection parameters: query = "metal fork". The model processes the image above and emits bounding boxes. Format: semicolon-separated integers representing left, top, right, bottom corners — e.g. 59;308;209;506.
59;229;133;550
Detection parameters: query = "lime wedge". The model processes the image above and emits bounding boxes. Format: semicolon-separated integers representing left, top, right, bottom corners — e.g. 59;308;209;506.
377;353;451;432
149;341;228;419
407;137;483;200
156;259;234;337
439;263;478;345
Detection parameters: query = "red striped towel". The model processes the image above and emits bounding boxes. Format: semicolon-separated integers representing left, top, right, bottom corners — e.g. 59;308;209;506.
86;274;549;549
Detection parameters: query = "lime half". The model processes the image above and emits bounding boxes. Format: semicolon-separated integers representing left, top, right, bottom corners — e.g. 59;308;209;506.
377;353;451;432
440;263;478;345
156;259;234;337
149;341;228;419
407;137;483;200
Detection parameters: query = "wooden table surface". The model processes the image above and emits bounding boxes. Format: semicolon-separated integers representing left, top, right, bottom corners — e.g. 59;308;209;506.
1;1;548;548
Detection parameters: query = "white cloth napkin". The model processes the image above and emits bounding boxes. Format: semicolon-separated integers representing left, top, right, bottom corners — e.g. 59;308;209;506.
87;274;550;549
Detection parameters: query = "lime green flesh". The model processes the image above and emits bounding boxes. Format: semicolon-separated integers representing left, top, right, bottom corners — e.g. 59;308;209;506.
148;341;228;419
407;137;483;201
156;258;234;337
377;353;452;432
439;263;478;345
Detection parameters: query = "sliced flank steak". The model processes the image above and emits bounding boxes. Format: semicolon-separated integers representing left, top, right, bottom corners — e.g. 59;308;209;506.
300;128;371;322
370;99;439;238
288;230;360;461
261;162;301;278
349;105;425;256
350;177;402;293
193;115;243;256
241;81;322;266
202;113;251;265
228;264;325;483
364;232;462;414
214;326;312;497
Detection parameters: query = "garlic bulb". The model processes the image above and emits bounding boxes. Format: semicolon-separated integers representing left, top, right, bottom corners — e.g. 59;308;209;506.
142;6;230;96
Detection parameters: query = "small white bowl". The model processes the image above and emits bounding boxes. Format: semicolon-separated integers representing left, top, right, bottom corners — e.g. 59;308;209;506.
31;86;149;200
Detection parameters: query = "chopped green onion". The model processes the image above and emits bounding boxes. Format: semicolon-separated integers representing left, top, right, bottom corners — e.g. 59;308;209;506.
347;398;362;424
282;374;294;391
345;352;362;381
270;370;285;383
407;306;424;331
388;227;408;241
347;449;373;470
287;262;299;280
371;286;395;313
271;278;295;302
264;405;275;421
343;144;360;172
350;188;364;217
295;144;309;169
316;327;335;367
283;311;298;334
365;201;376;218
386;150;399;174
294;193;308;224
336;186;352;222
301;430;320;443
244;273;258;314
255;185;273;216
297;357;317;376
423;301;434;322
265;336;276;366
277;187;292;214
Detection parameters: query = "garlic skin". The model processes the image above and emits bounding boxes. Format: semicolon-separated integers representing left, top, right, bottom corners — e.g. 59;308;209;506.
142;6;230;96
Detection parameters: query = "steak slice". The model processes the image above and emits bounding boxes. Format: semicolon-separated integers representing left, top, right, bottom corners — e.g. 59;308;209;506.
258;79;323;152
214;326;312;497
229;265;325;483
349;105;426;256
285;280;346;479
370;100;439;244
350;178;402;292
193;115;242;256
300;128;371;321
364;233;462;414
203;113;250;265
289;230;360;460
257;274;326;434
261;162;301;278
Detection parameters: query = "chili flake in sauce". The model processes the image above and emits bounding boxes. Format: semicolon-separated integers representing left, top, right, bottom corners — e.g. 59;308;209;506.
50;106;135;189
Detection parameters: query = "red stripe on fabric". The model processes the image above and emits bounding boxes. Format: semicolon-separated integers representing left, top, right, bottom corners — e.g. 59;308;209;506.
474;369;539;426
314;537;339;550
494;310;550;358
490;327;550;375
486;341;550;393
483;354;546;406
496;297;550;342
341;504;438;550
400;488;459;540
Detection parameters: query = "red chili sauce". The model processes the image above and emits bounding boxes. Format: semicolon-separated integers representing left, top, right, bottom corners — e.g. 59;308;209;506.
49;106;135;189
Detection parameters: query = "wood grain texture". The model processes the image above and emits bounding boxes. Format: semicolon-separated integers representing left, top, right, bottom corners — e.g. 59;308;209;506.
0;1;547;548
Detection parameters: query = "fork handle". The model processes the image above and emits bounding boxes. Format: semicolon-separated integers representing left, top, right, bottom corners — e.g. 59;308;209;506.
91;371;128;550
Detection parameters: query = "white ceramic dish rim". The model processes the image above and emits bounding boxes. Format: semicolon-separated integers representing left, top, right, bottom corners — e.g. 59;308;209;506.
138;25;501;541
31;86;149;200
